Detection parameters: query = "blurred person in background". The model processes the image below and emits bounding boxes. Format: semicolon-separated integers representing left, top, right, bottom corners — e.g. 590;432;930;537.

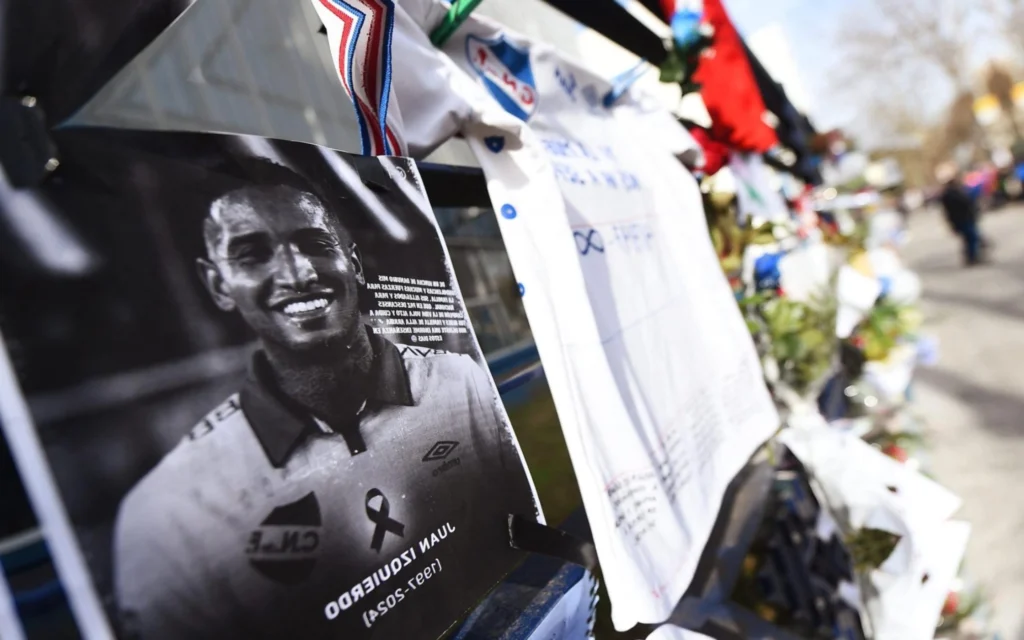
936;162;987;266
963;163;998;210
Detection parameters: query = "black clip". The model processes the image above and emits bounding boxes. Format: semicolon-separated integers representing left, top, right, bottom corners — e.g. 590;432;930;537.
508;514;599;574
0;95;59;188
357;160;395;194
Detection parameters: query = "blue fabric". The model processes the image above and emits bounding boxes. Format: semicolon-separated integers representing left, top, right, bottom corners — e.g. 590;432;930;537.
603;58;648;107
957;219;981;263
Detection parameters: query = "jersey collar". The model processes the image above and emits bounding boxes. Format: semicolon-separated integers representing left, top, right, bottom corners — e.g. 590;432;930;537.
240;329;414;467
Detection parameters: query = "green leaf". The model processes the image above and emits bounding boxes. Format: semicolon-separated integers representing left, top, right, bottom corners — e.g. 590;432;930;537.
846;528;902;573
659;49;685;84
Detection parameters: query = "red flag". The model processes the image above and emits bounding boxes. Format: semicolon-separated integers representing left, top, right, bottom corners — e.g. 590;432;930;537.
694;0;778;153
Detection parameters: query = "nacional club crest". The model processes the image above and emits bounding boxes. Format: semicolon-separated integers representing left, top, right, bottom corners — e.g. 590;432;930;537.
246;492;322;585
466;34;538;121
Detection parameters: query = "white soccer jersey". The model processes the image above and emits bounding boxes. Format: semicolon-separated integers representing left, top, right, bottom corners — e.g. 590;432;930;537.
315;1;779;631
114;334;536;639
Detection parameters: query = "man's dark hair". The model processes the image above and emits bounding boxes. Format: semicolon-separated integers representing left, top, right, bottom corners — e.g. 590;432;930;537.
202;155;331;210
200;155;351;259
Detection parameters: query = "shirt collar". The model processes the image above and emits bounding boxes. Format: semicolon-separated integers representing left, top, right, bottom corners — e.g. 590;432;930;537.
240;330;414;468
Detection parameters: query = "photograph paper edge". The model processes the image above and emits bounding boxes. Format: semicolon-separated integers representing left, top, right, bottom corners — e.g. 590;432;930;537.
0;330;116;639
0;564;26;640
393;156;546;525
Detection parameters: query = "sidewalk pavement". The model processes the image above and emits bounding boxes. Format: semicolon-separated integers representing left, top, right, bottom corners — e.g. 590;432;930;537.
901;204;1024;640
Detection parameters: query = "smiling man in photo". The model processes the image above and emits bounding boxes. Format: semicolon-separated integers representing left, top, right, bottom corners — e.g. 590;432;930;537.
112;157;535;639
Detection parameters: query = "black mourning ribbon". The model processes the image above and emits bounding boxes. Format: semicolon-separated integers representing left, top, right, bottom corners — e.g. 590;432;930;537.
365;488;405;552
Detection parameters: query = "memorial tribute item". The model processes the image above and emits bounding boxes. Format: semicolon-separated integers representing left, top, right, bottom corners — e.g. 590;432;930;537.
0;128;540;639
867;520;971;640
730;152;791;224
315;1;780;630
779;426;968;639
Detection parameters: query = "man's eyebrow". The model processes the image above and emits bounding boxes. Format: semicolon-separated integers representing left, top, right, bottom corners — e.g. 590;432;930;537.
292;227;340;243
225;231;269;255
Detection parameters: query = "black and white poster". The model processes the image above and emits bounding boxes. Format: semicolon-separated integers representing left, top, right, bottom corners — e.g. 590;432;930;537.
0;128;541;639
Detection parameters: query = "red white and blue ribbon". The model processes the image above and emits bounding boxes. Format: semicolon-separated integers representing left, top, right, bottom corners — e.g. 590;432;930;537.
313;0;405;156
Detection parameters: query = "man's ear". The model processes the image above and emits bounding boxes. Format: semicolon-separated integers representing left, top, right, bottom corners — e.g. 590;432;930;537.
349;242;366;286
196;258;236;312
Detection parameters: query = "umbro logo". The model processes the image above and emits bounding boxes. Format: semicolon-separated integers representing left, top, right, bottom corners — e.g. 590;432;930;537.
422;441;459;462
423;441;461;477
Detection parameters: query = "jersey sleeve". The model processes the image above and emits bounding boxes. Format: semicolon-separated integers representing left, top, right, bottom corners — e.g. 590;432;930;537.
629;88;704;161
113;484;226;640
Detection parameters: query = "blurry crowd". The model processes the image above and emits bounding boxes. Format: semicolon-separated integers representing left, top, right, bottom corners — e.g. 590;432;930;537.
902;154;1024;267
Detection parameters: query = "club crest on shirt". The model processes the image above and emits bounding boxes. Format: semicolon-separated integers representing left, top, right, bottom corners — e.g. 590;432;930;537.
246;492;322;585
466;34;538;121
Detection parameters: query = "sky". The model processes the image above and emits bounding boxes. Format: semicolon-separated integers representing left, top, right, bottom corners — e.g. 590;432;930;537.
721;0;1016;141
722;0;851;130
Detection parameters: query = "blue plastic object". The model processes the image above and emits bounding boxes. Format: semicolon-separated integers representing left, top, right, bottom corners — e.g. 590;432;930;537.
670;9;704;50
753;252;784;292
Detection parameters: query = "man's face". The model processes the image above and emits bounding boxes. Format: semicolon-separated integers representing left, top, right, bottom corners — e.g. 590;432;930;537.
199;186;364;353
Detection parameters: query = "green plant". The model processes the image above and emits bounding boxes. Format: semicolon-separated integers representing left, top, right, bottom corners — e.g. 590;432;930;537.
865;429;926;451
705;195;778;276
742;288;839;397
658;31;714;96
852;300;921;361
845;528;902;573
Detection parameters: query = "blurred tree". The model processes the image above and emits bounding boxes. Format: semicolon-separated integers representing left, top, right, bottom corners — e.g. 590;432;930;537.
982;0;1024;60
1008;0;1024;58
862;90;930;140
946;92;982;150
834;0;977;90
985;63;1023;141
831;0;986;167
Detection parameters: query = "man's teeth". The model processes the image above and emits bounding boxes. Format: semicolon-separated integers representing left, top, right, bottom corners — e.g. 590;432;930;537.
282;298;329;315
